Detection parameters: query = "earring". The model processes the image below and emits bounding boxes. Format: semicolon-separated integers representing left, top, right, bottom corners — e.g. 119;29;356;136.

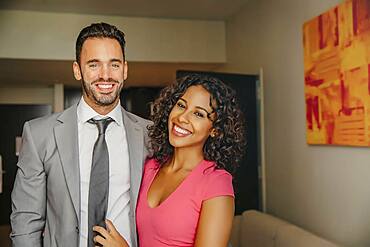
210;131;217;138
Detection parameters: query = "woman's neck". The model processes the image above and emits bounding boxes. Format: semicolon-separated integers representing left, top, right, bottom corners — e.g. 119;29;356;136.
167;147;204;172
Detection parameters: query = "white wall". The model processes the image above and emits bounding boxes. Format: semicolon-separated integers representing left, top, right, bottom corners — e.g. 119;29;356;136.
0;10;225;63
223;0;370;246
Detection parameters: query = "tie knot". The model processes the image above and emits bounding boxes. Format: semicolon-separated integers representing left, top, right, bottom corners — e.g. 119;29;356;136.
88;117;114;135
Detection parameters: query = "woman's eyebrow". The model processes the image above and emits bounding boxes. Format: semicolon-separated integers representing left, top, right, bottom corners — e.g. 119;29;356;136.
179;97;212;114
179;97;187;103
195;106;212;115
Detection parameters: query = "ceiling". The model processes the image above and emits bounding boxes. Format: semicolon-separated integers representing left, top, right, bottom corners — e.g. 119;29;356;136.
0;0;249;20
0;1;248;88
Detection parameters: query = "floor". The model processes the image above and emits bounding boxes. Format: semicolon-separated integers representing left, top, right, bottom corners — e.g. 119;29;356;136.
0;225;11;247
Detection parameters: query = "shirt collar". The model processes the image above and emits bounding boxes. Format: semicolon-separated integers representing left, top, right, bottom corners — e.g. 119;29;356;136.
77;97;123;126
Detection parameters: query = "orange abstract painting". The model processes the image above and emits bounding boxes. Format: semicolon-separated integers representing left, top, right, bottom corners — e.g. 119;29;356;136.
303;0;370;146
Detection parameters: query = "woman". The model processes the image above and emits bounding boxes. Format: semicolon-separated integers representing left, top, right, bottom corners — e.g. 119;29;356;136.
94;74;246;247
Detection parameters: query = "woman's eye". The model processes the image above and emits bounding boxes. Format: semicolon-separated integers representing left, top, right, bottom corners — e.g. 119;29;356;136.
194;112;205;118
177;102;185;108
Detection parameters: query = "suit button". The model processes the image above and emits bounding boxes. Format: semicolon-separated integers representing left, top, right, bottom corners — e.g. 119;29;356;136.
75;226;79;234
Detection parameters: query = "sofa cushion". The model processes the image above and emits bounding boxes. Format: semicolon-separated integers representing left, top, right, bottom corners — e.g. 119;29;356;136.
275;225;339;247
239;210;289;247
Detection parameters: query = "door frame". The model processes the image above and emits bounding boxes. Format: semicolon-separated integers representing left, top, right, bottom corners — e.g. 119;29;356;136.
257;67;267;212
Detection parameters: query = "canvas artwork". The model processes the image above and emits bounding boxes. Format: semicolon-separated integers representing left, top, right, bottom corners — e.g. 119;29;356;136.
303;0;370;146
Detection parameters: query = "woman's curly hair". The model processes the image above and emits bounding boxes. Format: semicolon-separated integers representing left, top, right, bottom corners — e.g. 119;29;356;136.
148;74;246;175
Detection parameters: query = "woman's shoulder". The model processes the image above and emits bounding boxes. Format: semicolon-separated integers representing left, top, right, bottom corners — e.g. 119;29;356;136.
201;160;233;178
144;157;160;170
197;160;234;200
141;158;160;182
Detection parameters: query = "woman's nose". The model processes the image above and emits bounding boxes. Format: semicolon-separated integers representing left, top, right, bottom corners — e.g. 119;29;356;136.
178;110;190;123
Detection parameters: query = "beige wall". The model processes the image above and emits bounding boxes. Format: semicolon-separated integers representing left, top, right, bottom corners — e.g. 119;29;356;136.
0;85;65;112
0;10;226;107
223;0;370;246
0;10;225;63
0;87;53;105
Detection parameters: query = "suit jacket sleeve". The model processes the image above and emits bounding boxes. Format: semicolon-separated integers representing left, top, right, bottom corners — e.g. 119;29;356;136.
10;121;46;247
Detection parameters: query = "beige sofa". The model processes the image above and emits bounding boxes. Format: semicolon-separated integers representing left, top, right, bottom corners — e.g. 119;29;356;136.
230;210;340;247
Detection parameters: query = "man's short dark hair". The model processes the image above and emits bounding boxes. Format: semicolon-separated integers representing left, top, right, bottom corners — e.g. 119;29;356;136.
75;22;126;64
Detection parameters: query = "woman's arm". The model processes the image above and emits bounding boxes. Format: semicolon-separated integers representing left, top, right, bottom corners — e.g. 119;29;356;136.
194;196;234;247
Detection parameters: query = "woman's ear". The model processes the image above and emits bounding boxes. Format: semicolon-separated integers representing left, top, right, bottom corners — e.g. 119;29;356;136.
210;128;219;138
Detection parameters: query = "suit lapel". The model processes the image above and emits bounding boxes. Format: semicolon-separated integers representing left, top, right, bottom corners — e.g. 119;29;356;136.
54;105;80;221
122;108;144;210
52;106;144;222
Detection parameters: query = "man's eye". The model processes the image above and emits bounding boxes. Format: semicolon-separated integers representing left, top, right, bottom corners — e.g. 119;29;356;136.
89;63;97;68
112;63;120;68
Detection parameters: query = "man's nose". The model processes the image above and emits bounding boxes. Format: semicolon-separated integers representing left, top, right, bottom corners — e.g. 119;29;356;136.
99;65;110;80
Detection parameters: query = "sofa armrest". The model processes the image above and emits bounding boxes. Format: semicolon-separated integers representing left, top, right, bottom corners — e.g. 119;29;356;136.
235;210;340;247
239;210;289;247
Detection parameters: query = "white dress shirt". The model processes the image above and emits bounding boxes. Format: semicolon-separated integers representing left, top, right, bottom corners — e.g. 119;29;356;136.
77;97;131;247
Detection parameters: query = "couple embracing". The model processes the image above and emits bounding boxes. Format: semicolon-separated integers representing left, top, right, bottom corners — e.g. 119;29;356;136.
10;22;245;247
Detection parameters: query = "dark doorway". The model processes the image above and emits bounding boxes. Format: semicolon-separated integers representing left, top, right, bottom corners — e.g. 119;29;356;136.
177;71;260;214
120;87;162;119
0;105;52;225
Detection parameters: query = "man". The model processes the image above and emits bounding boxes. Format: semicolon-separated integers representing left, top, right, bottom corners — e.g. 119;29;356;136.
10;22;150;247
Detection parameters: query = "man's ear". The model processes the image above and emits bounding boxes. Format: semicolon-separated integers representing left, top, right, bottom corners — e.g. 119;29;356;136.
123;61;128;81
73;61;82;80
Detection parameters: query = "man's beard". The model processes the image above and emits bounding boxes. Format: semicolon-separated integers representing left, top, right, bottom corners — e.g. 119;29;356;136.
81;76;124;106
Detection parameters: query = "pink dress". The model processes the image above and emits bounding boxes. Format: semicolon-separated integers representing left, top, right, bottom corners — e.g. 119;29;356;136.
136;158;234;247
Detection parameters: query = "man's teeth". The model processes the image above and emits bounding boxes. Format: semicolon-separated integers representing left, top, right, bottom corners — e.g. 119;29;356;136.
174;125;190;135
98;84;113;89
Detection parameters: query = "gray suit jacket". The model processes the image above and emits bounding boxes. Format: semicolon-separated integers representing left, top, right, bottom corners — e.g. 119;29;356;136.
10;104;151;247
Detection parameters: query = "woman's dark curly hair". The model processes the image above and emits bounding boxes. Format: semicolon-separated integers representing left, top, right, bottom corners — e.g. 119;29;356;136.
148;74;246;175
